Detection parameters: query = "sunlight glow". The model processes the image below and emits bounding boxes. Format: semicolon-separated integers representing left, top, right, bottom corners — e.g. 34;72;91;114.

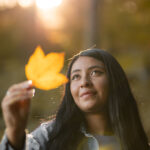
35;0;62;10
0;0;64;30
0;0;4;8
37;9;64;29
18;0;34;8
1;0;17;9
35;0;64;29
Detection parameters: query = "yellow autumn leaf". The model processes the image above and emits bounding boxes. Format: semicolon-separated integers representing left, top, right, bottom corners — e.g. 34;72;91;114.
25;46;68;90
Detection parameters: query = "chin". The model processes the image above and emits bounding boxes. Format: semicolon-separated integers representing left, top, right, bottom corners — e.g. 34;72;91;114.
80;103;107;114
80;104;99;113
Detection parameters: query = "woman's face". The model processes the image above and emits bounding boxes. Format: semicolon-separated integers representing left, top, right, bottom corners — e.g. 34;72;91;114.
70;56;109;113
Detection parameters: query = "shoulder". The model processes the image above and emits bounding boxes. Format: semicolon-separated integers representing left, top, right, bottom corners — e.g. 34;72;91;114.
31;119;55;137
27;119;55;149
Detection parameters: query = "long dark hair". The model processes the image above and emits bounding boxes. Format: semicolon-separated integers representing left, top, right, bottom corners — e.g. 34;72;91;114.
47;49;149;150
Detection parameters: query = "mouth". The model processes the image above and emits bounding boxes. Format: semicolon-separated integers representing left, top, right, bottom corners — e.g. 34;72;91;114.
80;91;97;98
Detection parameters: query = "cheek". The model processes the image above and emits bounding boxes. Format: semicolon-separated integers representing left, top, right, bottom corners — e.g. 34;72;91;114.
94;78;109;97
70;82;79;100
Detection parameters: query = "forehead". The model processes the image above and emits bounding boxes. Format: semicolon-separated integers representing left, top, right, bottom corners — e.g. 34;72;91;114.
71;56;104;71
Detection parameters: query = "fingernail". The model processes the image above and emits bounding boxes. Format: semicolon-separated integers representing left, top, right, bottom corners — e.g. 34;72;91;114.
32;89;35;97
28;80;32;85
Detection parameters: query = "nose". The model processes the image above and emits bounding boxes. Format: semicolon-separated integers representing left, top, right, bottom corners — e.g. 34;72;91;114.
80;75;92;88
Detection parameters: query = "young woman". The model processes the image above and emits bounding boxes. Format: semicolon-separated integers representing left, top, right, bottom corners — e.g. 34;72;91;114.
0;49;149;150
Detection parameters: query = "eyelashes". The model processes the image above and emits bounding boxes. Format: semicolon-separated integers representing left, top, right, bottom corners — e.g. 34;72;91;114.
90;70;104;76
71;70;104;81
71;74;80;81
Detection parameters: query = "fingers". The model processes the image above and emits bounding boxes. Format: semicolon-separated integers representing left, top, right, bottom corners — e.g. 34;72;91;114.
4;80;34;100
8;89;34;103
2;81;35;109
7;88;35;99
1;81;34;139
7;80;33;94
2;88;35;108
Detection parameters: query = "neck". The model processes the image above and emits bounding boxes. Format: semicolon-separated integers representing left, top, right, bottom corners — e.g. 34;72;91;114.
84;112;113;136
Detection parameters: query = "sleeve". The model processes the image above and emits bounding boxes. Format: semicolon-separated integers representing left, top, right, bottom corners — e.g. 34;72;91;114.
0;131;40;150
0;120;54;150
0;133;18;150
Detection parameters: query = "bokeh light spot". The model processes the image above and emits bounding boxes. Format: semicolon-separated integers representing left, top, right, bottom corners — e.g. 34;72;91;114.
35;0;62;10
18;0;34;8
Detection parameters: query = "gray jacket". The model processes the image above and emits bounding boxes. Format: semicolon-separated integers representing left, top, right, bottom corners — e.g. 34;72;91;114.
0;120;121;150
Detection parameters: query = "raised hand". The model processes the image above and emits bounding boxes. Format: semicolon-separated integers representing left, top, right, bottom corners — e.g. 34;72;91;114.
1;80;35;149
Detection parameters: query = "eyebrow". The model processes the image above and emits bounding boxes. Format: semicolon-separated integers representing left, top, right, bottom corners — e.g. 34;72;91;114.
71;65;105;74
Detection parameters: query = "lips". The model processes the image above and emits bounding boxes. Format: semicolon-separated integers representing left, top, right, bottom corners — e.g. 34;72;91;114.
80;91;96;97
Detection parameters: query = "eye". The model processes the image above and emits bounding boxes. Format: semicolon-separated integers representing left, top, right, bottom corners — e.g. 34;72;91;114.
90;70;103;76
71;74;80;81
